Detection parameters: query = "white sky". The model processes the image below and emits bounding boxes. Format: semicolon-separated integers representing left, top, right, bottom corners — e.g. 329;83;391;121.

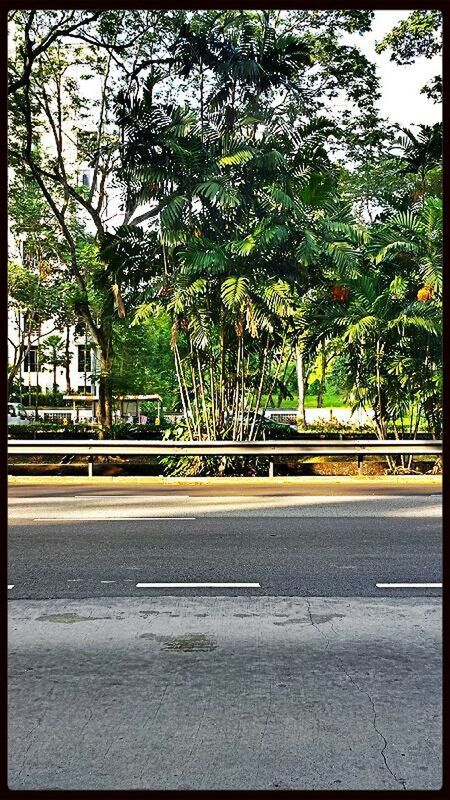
350;10;442;127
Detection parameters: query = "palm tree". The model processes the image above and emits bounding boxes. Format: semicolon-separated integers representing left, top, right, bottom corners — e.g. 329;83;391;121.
110;21;339;453
40;334;68;394
300;199;442;466
395;123;442;205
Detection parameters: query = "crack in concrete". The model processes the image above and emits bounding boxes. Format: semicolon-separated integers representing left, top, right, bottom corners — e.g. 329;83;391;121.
254;680;273;787
306;598;407;791
78;709;94;739
178;696;210;784
15;685;56;780
101;738;114;763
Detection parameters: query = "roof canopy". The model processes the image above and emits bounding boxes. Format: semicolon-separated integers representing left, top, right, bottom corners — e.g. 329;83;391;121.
116;394;162;401
63;394;162;402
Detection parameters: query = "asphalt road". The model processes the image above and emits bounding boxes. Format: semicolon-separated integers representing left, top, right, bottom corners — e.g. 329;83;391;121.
8;486;441;598
8;481;443;791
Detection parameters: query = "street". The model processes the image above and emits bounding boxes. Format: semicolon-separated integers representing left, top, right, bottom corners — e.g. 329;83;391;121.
8;479;442;790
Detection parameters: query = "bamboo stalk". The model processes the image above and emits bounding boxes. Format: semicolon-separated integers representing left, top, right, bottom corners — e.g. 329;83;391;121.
255;336;287;439
239;344;247;441
173;341;194;439
249;333;270;440
232;335;242;441
196;352;211;439
209;357;217;439
188;344;202;439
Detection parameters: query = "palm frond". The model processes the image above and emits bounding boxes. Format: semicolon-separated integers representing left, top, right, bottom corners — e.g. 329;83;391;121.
221;275;250;308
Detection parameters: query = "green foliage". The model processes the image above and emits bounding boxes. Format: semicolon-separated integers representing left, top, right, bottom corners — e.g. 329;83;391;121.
40;335;68;391
8;421;168;440
300;197;442;441
375;10;442;103
110;314;178;406
375;10;442;64
8;391;65;407
8;423;99;440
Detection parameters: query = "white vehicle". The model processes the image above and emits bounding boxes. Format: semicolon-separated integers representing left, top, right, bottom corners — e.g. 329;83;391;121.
8;402;30;425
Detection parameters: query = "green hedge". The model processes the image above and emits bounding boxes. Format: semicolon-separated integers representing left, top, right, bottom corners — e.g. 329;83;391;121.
8;420;168;440
8;418;433;441
9;392;66;407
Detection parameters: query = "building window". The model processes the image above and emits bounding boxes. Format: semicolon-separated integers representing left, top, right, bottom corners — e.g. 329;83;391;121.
78;385;92;395
24;346;38;372
77;346;91;373
74;321;86;338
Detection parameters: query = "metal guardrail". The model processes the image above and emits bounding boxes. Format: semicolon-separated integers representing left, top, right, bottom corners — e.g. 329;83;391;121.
8;439;442;477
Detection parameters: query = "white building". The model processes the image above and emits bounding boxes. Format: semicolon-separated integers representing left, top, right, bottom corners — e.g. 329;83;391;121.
7;308;98;399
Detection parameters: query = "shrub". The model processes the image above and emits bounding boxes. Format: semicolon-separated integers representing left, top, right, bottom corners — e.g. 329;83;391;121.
10;392;66;407
8;419;171;440
8;418;432;441
8;422;99;440
108;420;169;440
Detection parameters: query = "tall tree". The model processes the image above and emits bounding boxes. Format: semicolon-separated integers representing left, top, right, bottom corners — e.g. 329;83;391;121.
8;9;184;432
108;9;384;450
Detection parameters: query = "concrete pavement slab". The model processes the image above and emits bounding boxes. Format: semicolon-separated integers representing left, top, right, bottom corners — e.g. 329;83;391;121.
8;595;442;790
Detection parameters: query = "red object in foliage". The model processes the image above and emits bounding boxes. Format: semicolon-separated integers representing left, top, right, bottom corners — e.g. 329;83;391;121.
417;286;432;302
331;285;350;302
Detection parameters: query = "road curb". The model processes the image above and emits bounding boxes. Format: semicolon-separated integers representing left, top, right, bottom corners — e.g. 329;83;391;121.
7;474;443;486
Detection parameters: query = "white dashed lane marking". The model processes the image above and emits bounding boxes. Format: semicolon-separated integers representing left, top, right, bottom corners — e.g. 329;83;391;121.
136;582;261;588
33;517;196;521
376;582;442;589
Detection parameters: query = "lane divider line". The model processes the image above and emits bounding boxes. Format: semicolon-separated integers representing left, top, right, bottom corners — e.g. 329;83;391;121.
33;517;197;521
8;585;14;589
101;580;116;584
376;582;442;588
136;582;261;588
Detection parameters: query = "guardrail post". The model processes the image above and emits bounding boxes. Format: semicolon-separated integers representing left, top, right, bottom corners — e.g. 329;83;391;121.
357;454;363;475
87;455;94;478
269;458;274;478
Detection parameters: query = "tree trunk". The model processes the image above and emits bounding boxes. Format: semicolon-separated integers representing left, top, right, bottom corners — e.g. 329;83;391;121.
34;326;41;421
65;326;71;394
53;362;57;394
317;343;326;408
27;330;32;407
97;346;113;438
296;343;306;427
375;340;387;439
8;361;21;398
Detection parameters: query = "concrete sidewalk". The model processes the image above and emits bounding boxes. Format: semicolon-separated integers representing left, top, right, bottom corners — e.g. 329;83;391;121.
8;596;442;790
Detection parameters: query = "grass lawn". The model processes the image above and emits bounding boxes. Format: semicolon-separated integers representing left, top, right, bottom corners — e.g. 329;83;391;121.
262;393;346;409
304;393;346;408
